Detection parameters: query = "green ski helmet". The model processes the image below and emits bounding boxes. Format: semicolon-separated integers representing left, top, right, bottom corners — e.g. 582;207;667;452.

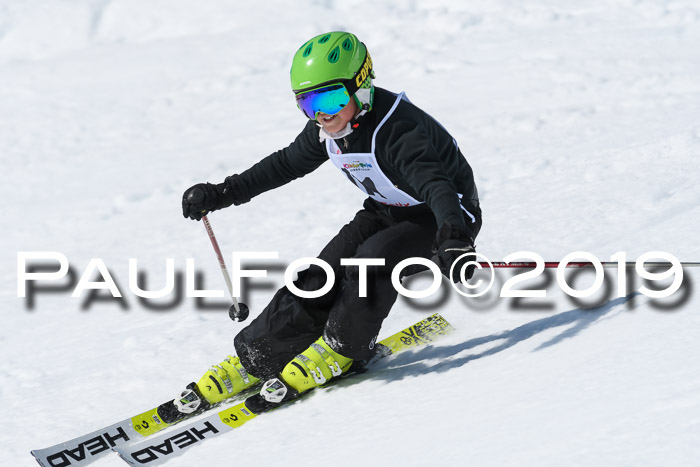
291;31;375;120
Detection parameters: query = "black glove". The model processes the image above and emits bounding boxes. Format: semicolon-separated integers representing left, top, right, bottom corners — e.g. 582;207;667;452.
431;222;477;283
182;183;219;220
181;175;250;221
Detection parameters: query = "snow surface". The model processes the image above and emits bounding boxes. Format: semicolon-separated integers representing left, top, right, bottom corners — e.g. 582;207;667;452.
2;1;700;466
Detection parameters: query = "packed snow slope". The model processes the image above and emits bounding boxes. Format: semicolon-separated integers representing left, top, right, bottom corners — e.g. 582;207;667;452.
1;1;699;466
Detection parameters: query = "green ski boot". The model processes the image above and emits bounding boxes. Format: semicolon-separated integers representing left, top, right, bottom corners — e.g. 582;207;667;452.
195;356;259;405
279;336;354;394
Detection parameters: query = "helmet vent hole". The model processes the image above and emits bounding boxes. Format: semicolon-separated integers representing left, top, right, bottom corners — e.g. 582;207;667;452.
318;34;331;44
327;46;340;63
342;38;353;51
303;42;313;57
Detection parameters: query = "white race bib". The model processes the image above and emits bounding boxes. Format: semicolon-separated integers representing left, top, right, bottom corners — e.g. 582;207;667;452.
326;92;423;207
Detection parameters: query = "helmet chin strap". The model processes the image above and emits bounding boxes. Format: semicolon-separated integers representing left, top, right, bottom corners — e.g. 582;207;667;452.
318;122;354;142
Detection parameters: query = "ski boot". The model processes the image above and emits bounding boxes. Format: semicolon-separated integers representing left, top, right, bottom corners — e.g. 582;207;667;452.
251;336;353;412
194;355;259;405
158;356;259;424
280;337;353;393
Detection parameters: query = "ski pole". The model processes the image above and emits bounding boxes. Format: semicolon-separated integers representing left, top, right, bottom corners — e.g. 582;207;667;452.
477;261;700;268
201;215;249;322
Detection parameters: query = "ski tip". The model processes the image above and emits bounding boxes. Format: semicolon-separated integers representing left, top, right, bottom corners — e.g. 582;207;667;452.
30;451;47;467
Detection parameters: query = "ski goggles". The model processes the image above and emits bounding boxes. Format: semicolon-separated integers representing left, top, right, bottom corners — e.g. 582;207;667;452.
295;83;351;120
294;47;373;120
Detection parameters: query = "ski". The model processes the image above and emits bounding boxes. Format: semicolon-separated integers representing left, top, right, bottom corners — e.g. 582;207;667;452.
31;372;257;466
114;313;454;465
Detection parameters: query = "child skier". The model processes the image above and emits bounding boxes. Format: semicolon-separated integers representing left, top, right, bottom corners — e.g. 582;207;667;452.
182;31;481;405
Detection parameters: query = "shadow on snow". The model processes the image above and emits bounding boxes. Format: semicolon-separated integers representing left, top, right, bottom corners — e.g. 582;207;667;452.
331;293;637;390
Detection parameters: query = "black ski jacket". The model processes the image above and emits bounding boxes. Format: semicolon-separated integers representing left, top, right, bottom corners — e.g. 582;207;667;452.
232;87;480;231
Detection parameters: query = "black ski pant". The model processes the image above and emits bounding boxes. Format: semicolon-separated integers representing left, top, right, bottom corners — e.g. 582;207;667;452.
234;198;481;379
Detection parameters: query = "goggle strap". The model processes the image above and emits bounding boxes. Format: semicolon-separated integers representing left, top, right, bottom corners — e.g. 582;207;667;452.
344;46;373;96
